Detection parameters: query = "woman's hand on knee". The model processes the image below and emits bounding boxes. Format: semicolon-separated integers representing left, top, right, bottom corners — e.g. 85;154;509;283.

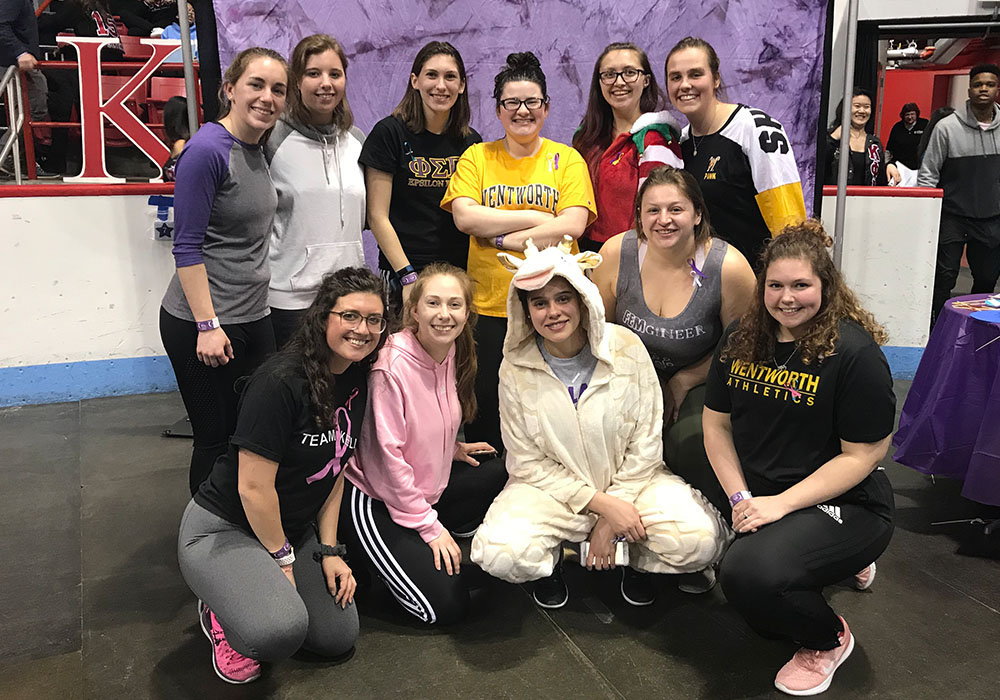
732;495;790;534
321;555;356;608
429;530;462;576
196;327;234;367
588;492;645;542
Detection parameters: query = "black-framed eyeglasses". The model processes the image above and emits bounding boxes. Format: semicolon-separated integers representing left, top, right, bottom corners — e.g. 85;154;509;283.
329;310;387;332
598;68;646;85
498;96;548;112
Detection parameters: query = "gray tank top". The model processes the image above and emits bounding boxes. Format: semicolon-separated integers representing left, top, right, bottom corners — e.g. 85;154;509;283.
614;229;726;379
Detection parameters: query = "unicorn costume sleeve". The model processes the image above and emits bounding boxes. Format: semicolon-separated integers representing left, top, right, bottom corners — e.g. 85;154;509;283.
471;238;731;584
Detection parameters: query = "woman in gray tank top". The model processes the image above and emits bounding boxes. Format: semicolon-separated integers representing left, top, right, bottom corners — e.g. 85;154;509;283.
593;165;754;591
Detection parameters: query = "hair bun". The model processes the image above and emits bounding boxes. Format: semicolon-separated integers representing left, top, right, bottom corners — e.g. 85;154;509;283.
797;219;833;248
506;52;541;70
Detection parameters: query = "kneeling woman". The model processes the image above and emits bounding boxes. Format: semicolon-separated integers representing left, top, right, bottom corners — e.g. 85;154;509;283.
703;221;894;696
343;264;507;625
178;268;388;684
472;239;729;608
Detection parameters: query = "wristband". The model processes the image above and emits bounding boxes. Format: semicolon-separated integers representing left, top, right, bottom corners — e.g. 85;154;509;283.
313;543;348;562
195;317;221;332
728;490;752;507
270;538;292;559
494;235;505;250
396;264;418;286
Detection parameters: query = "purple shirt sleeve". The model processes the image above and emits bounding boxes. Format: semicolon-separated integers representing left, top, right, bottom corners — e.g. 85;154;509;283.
171;127;230;268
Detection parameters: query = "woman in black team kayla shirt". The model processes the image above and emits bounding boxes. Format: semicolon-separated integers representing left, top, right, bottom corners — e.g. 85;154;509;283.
178;267;388;685
703;221;895;697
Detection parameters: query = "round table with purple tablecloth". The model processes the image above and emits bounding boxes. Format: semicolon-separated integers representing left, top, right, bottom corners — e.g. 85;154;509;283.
893;294;1000;506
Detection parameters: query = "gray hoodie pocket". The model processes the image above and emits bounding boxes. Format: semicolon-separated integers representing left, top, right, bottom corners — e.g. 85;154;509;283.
290;242;366;292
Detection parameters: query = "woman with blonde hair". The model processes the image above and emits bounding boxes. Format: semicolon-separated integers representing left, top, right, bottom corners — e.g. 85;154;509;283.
266;34;367;348
344;264;507;625
703;220;894;696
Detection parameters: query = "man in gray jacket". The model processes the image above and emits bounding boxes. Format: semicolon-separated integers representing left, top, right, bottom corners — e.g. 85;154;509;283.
918;64;1000;322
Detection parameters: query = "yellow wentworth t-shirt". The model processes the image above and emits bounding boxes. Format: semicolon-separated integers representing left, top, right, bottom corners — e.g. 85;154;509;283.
441;138;597;317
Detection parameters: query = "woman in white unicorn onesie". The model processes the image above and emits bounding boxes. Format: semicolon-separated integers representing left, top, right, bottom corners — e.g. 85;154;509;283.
471;237;730;608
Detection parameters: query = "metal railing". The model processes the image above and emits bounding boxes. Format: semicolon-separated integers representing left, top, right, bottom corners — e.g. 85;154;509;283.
0;65;26;185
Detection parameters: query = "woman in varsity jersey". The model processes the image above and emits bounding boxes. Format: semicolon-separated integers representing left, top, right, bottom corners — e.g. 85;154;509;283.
703;220;894;696
592;165;754;593
360;41;482;312
178;267;387;684
343;264;506;625
573;42;683;252
160;48;288;494
665;37;806;267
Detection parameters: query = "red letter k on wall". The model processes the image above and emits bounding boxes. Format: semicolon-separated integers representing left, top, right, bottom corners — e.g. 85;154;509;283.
58;37;181;183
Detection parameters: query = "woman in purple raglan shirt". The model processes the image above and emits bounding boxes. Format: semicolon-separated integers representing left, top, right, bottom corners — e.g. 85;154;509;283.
159;47;288;495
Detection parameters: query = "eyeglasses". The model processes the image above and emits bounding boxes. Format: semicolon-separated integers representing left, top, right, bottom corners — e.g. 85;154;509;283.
498;96;548;112
598;68;646;85
329;310;387;332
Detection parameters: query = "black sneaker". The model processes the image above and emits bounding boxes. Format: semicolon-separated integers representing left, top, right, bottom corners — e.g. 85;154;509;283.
532;551;567;609
621;567;655;606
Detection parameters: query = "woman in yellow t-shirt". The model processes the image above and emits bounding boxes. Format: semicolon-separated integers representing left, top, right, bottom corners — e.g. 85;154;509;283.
441;51;597;449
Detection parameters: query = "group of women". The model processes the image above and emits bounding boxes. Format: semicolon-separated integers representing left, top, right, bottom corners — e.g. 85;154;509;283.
162;33;895;698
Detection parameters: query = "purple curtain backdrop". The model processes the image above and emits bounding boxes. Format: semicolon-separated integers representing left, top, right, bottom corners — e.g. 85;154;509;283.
214;0;826;212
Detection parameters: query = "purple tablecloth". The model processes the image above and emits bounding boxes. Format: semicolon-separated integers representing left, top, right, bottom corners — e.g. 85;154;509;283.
893;294;1000;506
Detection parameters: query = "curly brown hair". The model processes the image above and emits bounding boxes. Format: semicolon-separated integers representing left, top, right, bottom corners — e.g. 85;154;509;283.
722;219;887;365
281;267;390;429
402;263;479;423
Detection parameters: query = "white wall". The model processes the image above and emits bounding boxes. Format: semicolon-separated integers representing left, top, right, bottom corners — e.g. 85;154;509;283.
0;194;174;367
821;190;941;350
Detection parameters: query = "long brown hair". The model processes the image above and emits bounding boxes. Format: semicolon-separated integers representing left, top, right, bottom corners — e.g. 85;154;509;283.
282;267;390;429
391;41;472;140
217;47;289;121
573;42;664;164
722;220;887;366
286;34;354;131
634;165;713;245
403;263;479;423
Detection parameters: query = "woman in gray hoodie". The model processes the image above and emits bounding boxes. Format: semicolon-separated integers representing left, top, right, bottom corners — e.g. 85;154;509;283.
266;34;367;348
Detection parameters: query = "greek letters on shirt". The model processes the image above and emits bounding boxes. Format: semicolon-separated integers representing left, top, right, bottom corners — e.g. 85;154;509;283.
724;358;820;406
408;155;461;188
481;183;561;211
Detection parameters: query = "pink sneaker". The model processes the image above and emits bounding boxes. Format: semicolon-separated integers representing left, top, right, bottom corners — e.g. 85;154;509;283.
774;616;855;696
207;609;261;684
852;563;876;591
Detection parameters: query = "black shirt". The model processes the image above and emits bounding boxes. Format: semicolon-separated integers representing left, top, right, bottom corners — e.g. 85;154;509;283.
705;320;895;519
886;117;928;170
195;356;368;542
359;115;481;271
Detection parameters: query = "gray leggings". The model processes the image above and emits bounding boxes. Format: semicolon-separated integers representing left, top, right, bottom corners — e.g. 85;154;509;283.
177;500;359;662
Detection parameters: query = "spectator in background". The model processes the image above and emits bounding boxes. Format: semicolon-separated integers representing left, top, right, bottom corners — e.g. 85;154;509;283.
0;0;56;177
919;64;1000;324
109;0;176;36
824;87;901;188
161;95;189;181
886;102;927;171
159;3;197;63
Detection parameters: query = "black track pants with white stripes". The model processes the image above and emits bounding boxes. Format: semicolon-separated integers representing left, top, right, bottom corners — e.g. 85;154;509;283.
719;503;893;650
342;457;507;625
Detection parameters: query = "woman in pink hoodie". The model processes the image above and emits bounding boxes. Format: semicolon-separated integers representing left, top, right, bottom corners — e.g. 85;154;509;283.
342;264;507;624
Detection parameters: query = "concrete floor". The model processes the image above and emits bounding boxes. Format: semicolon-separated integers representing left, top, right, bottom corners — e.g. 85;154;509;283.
1;381;998;700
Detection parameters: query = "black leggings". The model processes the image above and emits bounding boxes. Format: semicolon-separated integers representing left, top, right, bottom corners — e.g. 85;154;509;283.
159;308;275;494
465;315;507;448
342;457;508;625
269;307;307;351
720;501;893;650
